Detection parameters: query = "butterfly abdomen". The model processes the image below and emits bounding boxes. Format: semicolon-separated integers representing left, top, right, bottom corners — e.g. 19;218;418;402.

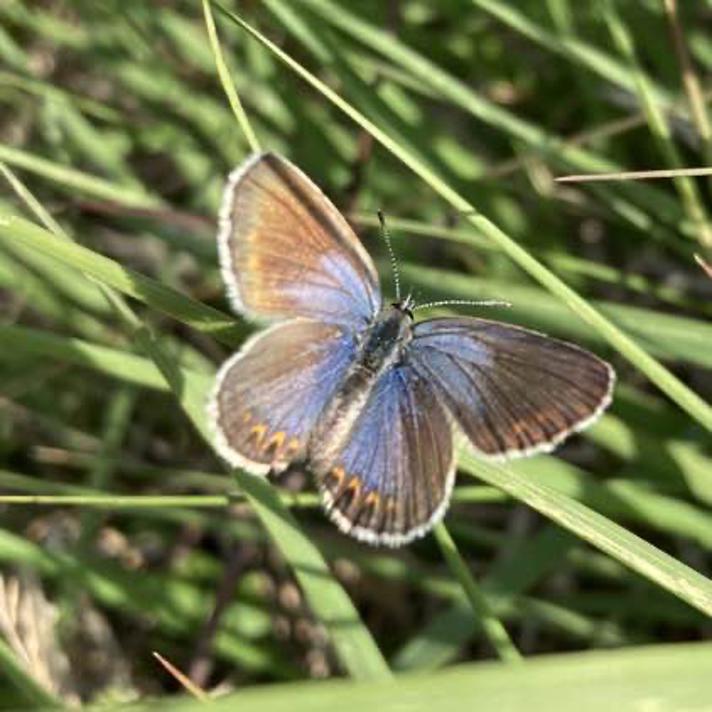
307;306;411;472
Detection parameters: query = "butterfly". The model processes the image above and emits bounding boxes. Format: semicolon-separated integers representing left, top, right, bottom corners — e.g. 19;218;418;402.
208;152;615;547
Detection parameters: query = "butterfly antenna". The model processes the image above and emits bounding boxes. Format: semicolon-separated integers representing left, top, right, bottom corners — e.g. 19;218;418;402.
412;298;512;311
377;210;401;302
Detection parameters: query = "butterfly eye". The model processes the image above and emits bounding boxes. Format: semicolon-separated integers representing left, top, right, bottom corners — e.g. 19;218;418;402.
391;301;414;320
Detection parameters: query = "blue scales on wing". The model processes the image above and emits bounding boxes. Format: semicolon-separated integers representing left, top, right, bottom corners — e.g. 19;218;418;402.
210;319;357;475
318;364;455;546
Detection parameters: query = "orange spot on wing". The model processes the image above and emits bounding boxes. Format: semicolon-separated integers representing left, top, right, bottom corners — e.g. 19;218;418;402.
264;431;286;453
249;423;267;446
331;466;346;487
346;476;362;499
363;491;380;508
284;437;300;457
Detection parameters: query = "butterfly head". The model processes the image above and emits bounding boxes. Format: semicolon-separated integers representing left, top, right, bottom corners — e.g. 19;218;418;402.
396;292;416;318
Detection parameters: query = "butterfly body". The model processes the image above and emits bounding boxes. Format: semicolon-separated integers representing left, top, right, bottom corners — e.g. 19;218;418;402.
210;152;615;546
308;303;412;474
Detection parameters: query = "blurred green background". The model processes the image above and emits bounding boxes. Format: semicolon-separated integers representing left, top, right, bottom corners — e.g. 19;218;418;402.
0;1;710;709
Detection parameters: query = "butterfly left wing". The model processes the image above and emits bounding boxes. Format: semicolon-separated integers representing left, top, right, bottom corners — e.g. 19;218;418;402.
314;365;455;547
408;317;615;459
219;152;381;327
209;319;357;474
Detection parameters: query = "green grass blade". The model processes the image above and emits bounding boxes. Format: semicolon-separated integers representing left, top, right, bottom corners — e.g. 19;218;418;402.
0;214;241;347
202;0;261;152
462;455;712;616
471;0;674;108
0;143;160;208
126;642;712;711
433;524;522;664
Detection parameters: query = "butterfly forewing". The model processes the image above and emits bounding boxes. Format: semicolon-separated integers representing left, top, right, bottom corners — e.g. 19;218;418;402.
210;319;357;474
408;318;614;459
219;152;381;326
315;365;455;546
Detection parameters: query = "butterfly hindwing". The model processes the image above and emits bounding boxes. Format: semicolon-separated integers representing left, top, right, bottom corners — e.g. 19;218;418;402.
316;365;455;546
219;152;381;327
209;319;357;474
408;317;614;459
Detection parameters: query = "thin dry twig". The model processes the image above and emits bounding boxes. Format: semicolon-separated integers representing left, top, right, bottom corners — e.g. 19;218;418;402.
153;651;210;702
555;167;712;183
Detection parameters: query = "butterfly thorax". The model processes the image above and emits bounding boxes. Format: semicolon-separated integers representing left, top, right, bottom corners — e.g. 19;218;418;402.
307;304;412;471
359;304;412;373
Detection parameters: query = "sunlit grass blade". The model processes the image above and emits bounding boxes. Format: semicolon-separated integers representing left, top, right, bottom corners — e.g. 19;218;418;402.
556;167;712;182
0;214;242;347
0;143;160;208
202;0;261;152
125;642;712;711
433;524;522;664
461;455;712;616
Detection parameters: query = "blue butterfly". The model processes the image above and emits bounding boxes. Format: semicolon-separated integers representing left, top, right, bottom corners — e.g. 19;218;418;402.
208;153;615;547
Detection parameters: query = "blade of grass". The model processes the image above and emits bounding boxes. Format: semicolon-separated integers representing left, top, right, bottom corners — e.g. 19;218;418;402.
0;324;197;391
556;166;712;182
0;215;242;347
125;642;712;712
460;454;712;616
0;143;160;208
433;524;522;664
202;0;260;153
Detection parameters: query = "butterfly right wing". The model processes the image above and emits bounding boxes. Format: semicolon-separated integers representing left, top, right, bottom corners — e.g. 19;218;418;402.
209;319;357;474
408;317;614;459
